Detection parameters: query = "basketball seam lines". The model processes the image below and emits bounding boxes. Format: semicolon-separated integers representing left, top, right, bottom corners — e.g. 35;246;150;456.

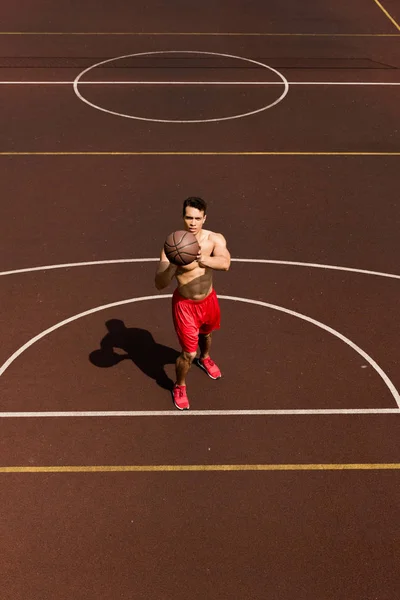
173;231;186;264
178;240;199;260
167;232;198;264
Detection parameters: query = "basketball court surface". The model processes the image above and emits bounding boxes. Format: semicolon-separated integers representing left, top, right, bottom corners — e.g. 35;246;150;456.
1;1;400;598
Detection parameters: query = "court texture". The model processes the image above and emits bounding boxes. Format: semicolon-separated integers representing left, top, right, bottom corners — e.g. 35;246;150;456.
1;1;400;599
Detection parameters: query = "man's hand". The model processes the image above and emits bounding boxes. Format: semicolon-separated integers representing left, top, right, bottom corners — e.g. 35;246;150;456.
196;246;208;268
196;236;230;271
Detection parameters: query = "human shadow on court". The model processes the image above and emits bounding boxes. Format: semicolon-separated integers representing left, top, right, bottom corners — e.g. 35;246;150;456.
89;319;179;391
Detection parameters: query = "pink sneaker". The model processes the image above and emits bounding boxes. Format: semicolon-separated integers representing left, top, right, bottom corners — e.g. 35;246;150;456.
196;357;221;379
172;384;190;410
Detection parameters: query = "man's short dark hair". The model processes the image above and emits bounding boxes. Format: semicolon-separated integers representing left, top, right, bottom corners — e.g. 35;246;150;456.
183;196;207;216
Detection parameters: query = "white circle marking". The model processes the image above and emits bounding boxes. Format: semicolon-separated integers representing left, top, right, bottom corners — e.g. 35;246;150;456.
73;50;289;123
1;294;399;407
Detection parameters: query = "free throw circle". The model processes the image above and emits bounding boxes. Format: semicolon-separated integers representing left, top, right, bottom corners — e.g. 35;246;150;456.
73;50;289;123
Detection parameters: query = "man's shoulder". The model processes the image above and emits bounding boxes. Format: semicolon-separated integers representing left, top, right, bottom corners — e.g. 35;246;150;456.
208;231;227;247
203;230;226;243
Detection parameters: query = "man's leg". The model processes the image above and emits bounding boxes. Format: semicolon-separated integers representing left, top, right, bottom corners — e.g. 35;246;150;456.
175;350;196;386
196;333;221;379
198;332;212;360
172;350;196;410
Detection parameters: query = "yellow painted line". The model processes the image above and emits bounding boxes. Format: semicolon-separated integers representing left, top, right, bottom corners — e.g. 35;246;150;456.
1;464;400;473
372;0;400;31
0;152;400;157
0;31;399;37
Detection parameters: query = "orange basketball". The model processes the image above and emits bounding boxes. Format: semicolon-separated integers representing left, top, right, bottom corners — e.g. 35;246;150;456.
164;230;200;266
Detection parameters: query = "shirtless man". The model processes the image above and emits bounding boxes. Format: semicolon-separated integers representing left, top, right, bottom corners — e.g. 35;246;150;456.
155;197;231;410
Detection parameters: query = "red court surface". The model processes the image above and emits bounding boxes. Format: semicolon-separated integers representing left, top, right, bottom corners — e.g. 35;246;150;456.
1;2;400;599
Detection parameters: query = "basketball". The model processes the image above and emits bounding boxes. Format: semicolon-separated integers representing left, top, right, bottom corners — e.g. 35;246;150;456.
164;230;200;266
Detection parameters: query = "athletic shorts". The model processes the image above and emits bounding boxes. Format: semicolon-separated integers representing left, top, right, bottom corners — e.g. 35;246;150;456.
172;288;221;353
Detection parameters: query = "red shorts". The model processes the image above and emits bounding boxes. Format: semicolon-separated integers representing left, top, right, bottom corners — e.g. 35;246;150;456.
172;288;221;353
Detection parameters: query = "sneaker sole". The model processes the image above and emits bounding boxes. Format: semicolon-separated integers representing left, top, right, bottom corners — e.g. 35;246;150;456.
195;358;221;380
172;390;190;411
174;402;190;410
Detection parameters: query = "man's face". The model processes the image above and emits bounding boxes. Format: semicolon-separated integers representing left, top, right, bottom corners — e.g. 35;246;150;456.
183;207;206;235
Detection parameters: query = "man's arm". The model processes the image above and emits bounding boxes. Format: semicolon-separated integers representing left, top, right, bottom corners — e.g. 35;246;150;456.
198;233;231;271
155;249;178;290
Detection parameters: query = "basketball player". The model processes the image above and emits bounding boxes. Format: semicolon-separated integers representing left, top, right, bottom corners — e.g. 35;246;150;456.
155;197;231;410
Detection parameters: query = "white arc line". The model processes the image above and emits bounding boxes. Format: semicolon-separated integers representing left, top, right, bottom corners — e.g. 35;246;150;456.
0;409;399;418
1;294;399;408
1;258;400;281
0;257;158;277
231;258;400;280
223;296;400;408
0;295;167;377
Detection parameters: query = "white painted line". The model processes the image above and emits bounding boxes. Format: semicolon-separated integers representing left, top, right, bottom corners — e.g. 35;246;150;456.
1;80;400;86
0;295;170;377
73;50;289;123
0;408;399;417
1;294;399;409
0;81;71;85
222;295;400;408
288;82;400;86
4;81;280;85
1;258;400;281
0;258;158;277
1;32;400;37
232;259;400;280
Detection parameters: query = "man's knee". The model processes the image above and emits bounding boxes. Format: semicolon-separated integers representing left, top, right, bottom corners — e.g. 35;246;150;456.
180;350;196;364
199;332;212;340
